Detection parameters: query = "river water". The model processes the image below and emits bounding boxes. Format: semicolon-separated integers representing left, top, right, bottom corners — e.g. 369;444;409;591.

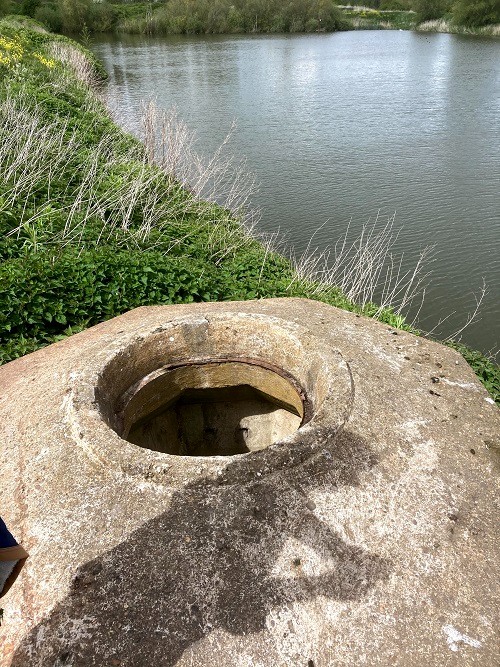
92;31;499;354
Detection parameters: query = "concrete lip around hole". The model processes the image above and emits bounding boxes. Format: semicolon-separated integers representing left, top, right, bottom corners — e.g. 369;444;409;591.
78;311;354;485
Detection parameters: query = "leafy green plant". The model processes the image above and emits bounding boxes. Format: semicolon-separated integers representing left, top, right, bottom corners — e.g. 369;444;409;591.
446;342;499;403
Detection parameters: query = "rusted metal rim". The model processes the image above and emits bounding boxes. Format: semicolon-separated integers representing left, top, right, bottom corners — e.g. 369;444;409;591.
114;356;313;429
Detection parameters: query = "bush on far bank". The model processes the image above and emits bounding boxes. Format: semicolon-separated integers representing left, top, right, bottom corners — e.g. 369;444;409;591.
452;0;500;27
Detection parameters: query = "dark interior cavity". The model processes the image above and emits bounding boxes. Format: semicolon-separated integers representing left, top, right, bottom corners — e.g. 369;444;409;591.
116;361;306;457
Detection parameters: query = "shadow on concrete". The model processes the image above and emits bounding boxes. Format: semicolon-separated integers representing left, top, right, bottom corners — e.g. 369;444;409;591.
11;430;390;666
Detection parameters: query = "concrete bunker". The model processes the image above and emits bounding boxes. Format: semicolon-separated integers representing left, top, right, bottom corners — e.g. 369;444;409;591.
3;300;500;667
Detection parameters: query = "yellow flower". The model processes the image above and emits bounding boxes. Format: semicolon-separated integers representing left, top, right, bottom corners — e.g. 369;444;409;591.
0;36;24;68
33;52;56;68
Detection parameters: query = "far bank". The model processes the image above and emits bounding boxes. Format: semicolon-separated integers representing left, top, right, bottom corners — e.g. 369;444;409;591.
1;1;499;37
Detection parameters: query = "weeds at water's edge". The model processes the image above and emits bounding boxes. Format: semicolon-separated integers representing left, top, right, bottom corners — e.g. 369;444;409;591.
416;19;500;36
287;214;433;320
446;343;500;403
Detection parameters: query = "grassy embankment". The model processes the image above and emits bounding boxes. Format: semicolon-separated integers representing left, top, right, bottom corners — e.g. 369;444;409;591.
0;17;498;402
0;16;379;357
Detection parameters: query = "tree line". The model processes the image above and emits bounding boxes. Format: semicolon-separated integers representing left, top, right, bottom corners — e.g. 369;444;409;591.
1;0;349;34
0;0;498;36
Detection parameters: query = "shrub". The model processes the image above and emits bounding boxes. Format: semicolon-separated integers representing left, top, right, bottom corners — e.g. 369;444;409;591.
87;2;119;32
0;0;11;18
413;0;451;22
22;0;41;18
34;4;62;32
452;0;500;27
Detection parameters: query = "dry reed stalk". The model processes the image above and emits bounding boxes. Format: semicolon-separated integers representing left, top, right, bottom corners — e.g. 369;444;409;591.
49;42;100;89
140;101;259;230
288;214;434;317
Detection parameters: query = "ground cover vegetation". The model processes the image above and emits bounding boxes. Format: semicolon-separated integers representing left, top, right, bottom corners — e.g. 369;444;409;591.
0;17;498;402
338;5;416;30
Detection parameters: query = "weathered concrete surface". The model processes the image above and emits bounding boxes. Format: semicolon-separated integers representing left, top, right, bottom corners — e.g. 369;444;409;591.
0;298;499;667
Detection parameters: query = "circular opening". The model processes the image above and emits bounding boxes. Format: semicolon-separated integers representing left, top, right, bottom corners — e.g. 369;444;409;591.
115;359;308;457
84;311;354;481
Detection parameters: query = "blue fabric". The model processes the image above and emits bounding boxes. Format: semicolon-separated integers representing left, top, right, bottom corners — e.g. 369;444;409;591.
0;516;19;548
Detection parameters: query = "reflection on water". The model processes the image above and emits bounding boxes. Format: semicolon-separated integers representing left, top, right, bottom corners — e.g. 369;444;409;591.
93;31;500;354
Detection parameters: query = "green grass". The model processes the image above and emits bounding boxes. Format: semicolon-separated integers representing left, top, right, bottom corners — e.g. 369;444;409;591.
115;0;350;35
5;0;350;36
0;17;498;403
